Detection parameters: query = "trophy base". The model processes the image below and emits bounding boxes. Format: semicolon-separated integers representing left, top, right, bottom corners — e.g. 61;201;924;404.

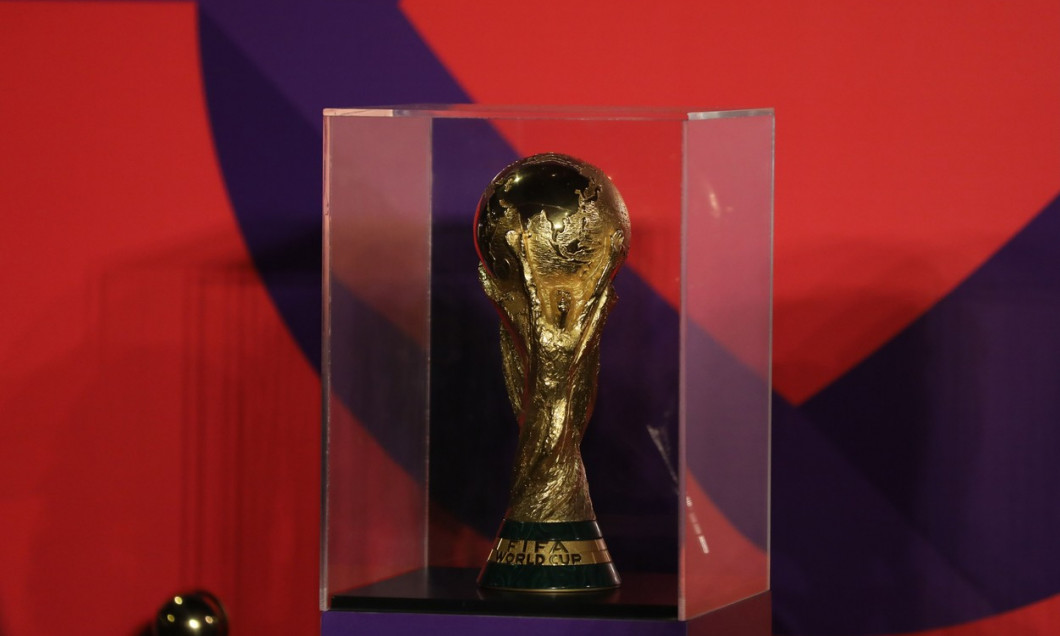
478;519;621;592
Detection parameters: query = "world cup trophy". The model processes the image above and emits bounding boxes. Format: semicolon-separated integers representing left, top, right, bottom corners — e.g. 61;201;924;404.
474;153;629;592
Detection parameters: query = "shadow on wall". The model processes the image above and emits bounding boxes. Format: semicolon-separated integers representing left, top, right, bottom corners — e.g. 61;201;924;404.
774;235;955;405
2;233;319;635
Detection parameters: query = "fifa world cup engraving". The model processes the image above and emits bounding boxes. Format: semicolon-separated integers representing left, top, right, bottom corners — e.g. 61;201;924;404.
475;153;629;591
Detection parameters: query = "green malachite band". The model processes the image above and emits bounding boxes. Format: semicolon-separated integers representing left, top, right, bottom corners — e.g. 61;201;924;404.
479;519;620;591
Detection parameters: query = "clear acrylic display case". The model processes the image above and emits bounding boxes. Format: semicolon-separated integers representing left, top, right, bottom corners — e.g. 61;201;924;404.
322;105;773;622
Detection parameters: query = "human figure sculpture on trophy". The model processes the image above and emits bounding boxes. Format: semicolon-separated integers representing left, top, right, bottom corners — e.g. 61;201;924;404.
474;153;629;592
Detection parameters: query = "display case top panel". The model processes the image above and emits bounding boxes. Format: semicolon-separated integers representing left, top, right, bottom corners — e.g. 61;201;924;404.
324;105;773;121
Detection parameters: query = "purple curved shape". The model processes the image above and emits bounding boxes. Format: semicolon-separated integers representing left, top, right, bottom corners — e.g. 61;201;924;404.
197;0;470;370
773;193;1060;634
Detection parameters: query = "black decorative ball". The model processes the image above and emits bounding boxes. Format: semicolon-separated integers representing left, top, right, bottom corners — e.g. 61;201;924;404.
153;590;228;636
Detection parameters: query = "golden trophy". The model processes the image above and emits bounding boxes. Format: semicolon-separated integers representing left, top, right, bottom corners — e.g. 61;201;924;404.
474;153;629;592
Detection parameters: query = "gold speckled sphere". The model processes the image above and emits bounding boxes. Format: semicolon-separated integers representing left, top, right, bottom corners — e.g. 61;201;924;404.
474;153;630;290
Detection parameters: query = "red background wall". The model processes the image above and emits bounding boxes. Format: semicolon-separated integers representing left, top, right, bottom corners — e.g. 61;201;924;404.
1;1;1057;635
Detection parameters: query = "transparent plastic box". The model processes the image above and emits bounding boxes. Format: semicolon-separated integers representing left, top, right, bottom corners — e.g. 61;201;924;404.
322;105;773;622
